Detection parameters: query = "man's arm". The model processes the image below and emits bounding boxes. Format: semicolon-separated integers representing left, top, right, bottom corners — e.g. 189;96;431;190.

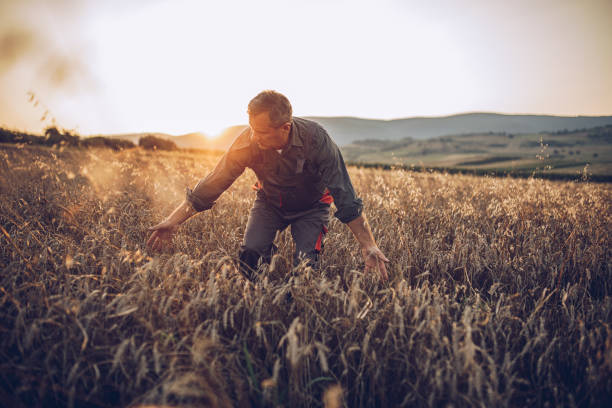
146;200;196;251
313;126;389;281
146;130;252;252
347;213;389;281
186;132;251;212
161;199;197;225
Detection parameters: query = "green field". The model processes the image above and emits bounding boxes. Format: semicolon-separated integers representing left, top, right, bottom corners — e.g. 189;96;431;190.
342;125;612;179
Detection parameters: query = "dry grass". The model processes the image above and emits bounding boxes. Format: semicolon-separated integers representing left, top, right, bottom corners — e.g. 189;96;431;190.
1;143;611;407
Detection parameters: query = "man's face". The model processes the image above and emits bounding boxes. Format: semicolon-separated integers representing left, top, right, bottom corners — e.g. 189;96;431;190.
249;111;291;150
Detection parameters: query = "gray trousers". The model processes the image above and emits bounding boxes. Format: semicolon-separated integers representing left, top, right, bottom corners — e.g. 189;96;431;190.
238;194;331;281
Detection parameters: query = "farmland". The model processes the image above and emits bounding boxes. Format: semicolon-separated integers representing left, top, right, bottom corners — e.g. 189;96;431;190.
342;125;612;179
0;143;611;407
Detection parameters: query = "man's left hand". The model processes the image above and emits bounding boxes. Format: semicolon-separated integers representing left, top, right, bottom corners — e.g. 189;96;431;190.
361;246;390;281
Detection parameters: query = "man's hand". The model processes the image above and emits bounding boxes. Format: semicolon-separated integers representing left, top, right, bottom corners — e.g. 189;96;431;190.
347;213;390;282
361;245;390;281
145;200;197;252
146;220;179;252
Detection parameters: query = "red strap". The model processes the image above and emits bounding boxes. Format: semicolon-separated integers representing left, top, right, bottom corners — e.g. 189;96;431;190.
315;231;323;252
315;225;328;252
319;188;334;204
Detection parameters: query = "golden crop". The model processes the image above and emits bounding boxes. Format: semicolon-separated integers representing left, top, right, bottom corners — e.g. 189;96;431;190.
1;144;610;407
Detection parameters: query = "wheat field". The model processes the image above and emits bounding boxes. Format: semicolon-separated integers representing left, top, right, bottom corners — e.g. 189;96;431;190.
0;144;610;407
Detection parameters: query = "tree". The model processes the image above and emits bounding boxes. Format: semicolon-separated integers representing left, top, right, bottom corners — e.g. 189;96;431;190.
139;135;177;151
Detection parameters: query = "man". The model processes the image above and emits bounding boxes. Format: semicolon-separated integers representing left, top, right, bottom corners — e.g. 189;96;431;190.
147;90;389;281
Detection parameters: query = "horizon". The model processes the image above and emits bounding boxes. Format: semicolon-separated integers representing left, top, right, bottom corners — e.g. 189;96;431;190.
3;110;612;139
1;0;611;137
83;111;612;139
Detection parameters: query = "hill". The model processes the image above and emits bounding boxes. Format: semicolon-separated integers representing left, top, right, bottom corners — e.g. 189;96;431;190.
102;132;174;145
98;130;232;151
81;113;612;151
200;113;612;149
3;121;610;178
342;125;612;177
173;132;210;149
305;113;612;145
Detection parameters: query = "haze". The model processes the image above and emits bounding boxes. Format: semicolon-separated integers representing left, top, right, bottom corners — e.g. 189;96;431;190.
1;0;611;137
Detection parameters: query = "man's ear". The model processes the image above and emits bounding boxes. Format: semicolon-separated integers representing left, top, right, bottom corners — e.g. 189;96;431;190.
281;121;292;132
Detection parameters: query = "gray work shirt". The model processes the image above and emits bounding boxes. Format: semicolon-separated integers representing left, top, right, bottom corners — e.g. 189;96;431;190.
186;117;363;223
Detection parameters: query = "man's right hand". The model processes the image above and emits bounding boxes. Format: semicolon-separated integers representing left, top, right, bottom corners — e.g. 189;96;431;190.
146;200;197;252
146;220;179;252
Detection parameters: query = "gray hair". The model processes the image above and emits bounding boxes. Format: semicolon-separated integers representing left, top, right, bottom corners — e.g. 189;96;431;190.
247;90;292;128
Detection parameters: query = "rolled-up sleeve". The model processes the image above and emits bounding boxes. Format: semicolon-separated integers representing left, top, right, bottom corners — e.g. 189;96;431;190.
313;127;363;223
186;136;250;212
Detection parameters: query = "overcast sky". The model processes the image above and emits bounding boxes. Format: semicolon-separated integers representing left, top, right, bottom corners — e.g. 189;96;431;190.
1;0;611;137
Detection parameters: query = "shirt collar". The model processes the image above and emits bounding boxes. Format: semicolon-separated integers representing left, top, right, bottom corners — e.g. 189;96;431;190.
286;119;304;148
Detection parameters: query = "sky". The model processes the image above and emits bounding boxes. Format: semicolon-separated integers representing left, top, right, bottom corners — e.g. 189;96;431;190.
1;0;611;137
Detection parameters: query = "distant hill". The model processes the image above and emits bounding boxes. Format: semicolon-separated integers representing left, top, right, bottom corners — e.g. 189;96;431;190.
341;124;612;177
305;113;612;145
101;132;174;145
85;113;612;150
206;113;612;149
93;131;222;151
174;132;209;149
